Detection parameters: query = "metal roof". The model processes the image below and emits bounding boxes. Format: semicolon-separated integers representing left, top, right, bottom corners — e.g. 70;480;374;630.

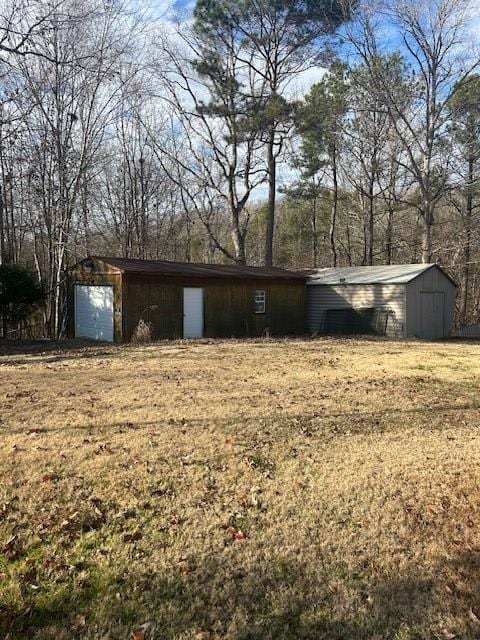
306;263;453;286
78;256;305;281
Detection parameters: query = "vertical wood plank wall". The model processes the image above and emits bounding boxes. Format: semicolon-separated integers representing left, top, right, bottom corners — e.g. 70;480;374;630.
122;275;305;341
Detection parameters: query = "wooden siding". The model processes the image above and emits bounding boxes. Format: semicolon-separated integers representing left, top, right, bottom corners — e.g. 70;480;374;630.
67;263;123;342
307;284;406;337
122;275;305;341
405;266;456;338
122;276;182;341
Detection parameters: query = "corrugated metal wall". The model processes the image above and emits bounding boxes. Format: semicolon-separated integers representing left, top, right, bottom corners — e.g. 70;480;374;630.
306;284;406;337
459;324;480;338
405;267;456;338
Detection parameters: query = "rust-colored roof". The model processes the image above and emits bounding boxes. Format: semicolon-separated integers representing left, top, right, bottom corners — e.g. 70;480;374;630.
79;256;305;281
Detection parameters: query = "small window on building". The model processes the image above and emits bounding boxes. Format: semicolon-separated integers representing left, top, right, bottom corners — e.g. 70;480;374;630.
255;289;266;314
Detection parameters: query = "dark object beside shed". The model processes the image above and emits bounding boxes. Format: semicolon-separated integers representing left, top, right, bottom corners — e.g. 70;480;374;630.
66;256;306;343
324;308;389;335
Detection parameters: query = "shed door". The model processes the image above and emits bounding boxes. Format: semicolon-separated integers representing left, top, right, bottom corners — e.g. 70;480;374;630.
183;288;204;338
420;292;445;339
75;285;114;342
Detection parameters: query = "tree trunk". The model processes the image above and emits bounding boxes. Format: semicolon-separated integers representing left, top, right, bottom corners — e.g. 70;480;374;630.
367;176;374;265
264;128;276;266
0;184;5;265
232;226;247;265
460;155;474;326
312;195;318;268
421;199;433;263
345;210;352;266
385;206;393;265
185;210;192;263
329;144;338;267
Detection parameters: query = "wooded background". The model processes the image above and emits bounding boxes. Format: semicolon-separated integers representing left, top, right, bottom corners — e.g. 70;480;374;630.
0;0;479;337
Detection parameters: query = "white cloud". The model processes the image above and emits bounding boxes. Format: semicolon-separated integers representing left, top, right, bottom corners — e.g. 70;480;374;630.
286;66;328;99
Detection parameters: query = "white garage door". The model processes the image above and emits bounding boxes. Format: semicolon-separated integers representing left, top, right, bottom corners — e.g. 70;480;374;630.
75;285;114;342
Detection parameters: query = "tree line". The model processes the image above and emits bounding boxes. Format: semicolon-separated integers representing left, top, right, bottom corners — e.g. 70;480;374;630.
0;0;479;337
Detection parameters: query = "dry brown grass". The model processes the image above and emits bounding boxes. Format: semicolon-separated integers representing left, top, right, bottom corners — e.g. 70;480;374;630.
2;337;480;639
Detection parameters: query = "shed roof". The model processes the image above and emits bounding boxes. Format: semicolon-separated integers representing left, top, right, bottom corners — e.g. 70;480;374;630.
74;256;305;281
306;264;455;286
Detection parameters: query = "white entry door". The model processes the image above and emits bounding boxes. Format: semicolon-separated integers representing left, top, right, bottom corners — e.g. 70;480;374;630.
183;287;204;338
75;285;114;342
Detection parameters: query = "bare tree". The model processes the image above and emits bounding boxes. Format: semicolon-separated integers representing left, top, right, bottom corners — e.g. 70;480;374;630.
346;0;479;262
150;30;267;264
6;0;145;335
0;0;97;62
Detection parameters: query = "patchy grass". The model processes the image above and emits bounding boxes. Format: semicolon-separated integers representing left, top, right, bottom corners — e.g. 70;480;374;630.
2;337;480;639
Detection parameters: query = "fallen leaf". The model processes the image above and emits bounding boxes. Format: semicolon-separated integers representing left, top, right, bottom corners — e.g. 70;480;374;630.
72;614;86;629
440;629;456;639
94;443;112;455
131;621;153;640
42;472;59;482
122;529;142;543
60;511;81;531
181;564;194;576
469;608;480;624
2;535;17;552
225;526;245;541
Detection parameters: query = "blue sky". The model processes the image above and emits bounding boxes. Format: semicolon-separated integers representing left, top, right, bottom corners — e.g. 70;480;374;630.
153;0;327;95
156;0;195;20
151;0;480;200
172;0;195;10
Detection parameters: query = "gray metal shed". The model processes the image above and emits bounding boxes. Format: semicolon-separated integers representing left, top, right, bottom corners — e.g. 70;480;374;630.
306;264;456;339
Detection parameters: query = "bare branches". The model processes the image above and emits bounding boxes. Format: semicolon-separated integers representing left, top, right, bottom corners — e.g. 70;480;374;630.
148;25;268;263
344;0;479;262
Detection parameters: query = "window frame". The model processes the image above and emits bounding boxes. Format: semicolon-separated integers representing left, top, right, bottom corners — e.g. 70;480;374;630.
254;289;266;314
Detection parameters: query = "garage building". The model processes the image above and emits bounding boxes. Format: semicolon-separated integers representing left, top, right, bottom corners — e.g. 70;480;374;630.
306;264;456;339
67;256;305;342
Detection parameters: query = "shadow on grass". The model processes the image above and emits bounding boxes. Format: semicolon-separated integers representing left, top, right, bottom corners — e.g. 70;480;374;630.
4;553;438;640
6;392;480;439
0;333;464;365
0;339;121;365
4;523;480;639
12;546;480;639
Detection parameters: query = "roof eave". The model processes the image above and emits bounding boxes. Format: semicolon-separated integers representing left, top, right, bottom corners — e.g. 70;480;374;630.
66;256;124;273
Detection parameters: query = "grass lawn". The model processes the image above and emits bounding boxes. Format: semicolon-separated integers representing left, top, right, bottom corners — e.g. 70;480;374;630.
2;337;480;639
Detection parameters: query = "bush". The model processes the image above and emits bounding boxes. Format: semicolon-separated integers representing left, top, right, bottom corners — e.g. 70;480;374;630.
131;318;153;344
0;264;44;337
